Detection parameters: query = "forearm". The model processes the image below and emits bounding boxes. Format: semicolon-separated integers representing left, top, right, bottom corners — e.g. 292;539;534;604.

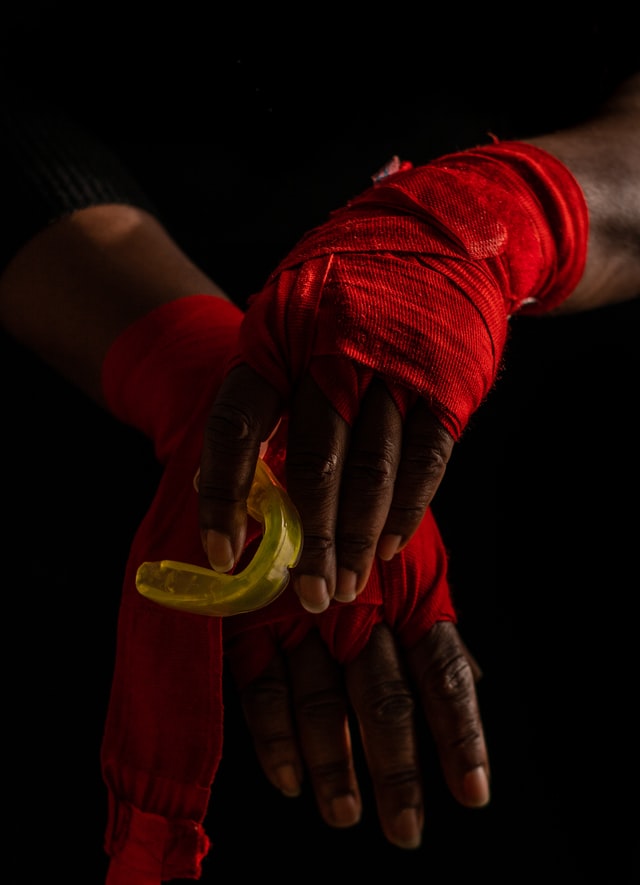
0;96;227;404
523;72;640;313
0;204;226;405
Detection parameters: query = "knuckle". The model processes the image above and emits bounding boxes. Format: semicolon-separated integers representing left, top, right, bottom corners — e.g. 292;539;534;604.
299;531;334;557
427;651;476;703
338;529;378;561
406;443;449;479
204;401;262;452
360;679;416;727
295;687;347;725
349;448;397;491
286;448;341;491
243;674;289;715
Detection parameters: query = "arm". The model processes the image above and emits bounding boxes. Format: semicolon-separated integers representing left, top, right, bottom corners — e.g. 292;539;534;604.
525;71;640;313
0;91;489;881
0;98;228;403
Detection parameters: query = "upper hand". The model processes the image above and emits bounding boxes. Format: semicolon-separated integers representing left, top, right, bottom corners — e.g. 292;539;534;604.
199;367;453;613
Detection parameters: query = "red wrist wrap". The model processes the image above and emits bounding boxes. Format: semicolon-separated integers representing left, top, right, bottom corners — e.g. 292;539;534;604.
229;142;588;438
99;288;457;881
101;295;243;883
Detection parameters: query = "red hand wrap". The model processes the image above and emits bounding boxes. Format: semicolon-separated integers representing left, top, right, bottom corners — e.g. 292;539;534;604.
101;295;243;883
224;505;455;691
229;142;588;437
100;290;457;882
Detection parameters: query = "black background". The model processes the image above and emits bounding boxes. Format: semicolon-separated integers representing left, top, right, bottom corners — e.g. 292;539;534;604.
3;4;639;883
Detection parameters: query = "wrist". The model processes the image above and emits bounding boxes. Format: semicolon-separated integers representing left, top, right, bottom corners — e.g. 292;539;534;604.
362;141;589;317
102;293;243;460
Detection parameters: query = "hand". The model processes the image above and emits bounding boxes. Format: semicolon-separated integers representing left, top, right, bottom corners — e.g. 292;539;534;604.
229;621;487;849
201;369;453;612
199;143;587;614
223;490;489;849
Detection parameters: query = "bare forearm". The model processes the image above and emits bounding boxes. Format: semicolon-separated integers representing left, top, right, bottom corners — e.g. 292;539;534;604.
0;205;227;405
524;73;640;313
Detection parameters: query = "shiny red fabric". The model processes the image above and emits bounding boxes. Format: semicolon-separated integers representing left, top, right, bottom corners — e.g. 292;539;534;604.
229;142;589;439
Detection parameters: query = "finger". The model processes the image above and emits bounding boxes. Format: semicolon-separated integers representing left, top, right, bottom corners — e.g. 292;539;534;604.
199;364;282;571
406;621;490;808
344;623;424;850
286;630;362;828
238;649;305;798
379;399;454;559
286;375;350;612
334;379;402;601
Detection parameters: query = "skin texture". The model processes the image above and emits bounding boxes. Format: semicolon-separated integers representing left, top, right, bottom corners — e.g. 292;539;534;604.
0;73;636;857
237;621;487;846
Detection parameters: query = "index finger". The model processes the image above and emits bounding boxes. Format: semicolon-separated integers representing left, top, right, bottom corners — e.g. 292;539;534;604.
199;364;282;571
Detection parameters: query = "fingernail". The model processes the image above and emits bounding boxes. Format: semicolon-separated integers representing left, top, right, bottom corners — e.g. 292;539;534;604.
274;764;301;797
390;807;422;849
204;530;235;572
334;568;357;603
330;794;361;827
298;575;330;613
377;533;402;560
463;766;490;806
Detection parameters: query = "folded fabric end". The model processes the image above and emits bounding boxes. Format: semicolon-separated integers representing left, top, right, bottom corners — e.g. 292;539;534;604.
105;800;210;884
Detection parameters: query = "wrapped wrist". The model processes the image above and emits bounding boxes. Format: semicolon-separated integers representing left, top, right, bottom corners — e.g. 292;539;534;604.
230;141;588;439
101;294;243;461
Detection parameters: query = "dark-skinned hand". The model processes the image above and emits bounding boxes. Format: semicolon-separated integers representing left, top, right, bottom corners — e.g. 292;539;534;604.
225;619;488;849
200;371;453;614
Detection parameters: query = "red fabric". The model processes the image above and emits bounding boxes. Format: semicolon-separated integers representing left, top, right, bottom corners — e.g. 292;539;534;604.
99;293;458;883
101;295;243;882
224;504;455;690
229;142;588;438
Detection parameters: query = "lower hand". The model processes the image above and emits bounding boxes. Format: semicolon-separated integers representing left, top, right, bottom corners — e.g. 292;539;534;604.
226;617;488;849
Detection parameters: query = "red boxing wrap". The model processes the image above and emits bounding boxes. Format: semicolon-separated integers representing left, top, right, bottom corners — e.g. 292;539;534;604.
229;142;589;438
224;503;455;691
101;295;243;883
100;294;456;882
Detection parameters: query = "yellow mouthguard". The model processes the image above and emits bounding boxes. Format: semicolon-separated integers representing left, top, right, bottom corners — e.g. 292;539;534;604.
135;458;303;616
